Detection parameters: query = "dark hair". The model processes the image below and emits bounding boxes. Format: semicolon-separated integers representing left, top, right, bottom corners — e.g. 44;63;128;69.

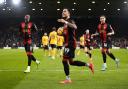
63;8;71;14
52;27;56;31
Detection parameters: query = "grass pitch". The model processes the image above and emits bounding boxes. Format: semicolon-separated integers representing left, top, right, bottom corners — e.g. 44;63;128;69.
0;49;128;89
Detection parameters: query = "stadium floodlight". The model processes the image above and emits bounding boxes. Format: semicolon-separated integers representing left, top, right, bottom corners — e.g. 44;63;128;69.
57;1;60;4
0;0;5;4
117;8;120;11
12;0;21;5
124;1;127;4
57;8;60;11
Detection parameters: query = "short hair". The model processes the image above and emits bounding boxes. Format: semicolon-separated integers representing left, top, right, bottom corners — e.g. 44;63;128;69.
25;15;30;19
100;15;106;18
63;8;71;14
52;27;56;31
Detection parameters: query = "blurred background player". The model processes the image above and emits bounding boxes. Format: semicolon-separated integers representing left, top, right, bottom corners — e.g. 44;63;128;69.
49;27;57;59
84;29;93;63
58;8;94;84
19;15;40;73
92;15;119;71
42;32;49;56
77;34;84;56
57;27;64;57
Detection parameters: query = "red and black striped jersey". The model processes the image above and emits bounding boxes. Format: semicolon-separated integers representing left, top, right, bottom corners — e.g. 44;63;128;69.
97;23;114;43
63;18;77;48
84;33;91;46
19;22;37;44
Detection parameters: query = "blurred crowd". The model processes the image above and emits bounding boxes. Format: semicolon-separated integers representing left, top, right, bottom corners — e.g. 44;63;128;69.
0;17;128;48
0;29;128;48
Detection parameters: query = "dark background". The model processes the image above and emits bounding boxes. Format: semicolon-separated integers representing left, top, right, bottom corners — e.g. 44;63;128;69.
0;0;128;47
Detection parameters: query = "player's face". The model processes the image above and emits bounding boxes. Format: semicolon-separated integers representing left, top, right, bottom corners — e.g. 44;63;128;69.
86;30;89;34
100;16;106;23
62;9;70;18
44;33;47;36
24;15;30;22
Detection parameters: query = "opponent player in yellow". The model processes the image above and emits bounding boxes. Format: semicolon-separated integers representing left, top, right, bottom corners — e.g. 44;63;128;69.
77;34;85;56
49;27;57;59
57;27;64;57
42;32;49;56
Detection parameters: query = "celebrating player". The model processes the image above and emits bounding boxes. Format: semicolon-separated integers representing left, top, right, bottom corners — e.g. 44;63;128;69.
19;15;40;73
92;15;119;71
49;27;57;59
84;29;93;62
58;8;94;84
42;32;49;56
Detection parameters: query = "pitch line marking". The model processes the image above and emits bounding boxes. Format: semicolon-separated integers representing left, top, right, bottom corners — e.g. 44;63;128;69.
0;69;124;72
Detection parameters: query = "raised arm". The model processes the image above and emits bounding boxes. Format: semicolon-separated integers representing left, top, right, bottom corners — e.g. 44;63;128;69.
57;19;77;29
107;25;114;36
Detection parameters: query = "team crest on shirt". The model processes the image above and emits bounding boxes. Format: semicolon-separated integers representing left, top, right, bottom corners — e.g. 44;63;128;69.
98;24;107;33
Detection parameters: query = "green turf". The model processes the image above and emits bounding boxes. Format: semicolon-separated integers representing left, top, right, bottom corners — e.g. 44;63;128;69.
0;49;128;89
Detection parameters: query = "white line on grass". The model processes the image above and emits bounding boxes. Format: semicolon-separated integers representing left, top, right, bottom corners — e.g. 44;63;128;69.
0;69;125;72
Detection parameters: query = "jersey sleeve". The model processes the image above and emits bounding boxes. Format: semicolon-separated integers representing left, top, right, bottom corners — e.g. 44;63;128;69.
31;23;38;32
67;19;77;29
107;24;114;33
95;25;100;35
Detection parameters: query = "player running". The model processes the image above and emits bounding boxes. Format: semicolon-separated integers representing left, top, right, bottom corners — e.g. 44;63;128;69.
84;29;93;62
58;8;94;84
77;34;84;56
42;32;49;56
57;27;64;57
49;27;57;59
92;15;119;71
19;15;40;73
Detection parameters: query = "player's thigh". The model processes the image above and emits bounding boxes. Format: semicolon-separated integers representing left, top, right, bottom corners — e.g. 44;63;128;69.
84;47;88;52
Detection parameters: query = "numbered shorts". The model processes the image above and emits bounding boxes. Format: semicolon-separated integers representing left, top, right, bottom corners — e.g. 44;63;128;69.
24;43;33;53
102;42;111;49
63;47;76;59
101;42;111;52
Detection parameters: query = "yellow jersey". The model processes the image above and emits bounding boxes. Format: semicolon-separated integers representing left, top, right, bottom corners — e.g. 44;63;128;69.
57;35;64;46
80;36;84;46
49;31;57;45
42;35;49;46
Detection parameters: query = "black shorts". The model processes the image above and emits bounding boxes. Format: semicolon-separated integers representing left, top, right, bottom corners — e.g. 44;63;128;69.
63;47;75;59
85;45;91;50
57;46;63;50
43;45;49;50
80;45;84;49
50;44;56;49
24;43;33;52
102;42;111;49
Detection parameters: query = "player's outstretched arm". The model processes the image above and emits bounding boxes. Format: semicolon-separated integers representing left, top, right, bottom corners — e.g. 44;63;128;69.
91;31;99;37
107;25;115;36
57;19;77;29
33;23;38;31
